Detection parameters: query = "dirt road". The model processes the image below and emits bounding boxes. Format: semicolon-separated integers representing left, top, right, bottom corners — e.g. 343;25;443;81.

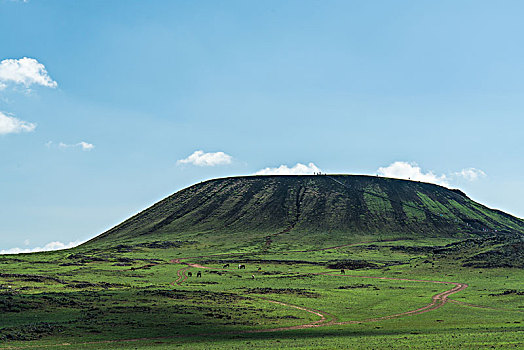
171;250;469;329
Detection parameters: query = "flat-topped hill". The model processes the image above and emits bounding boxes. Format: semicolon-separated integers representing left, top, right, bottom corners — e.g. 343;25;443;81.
83;175;524;249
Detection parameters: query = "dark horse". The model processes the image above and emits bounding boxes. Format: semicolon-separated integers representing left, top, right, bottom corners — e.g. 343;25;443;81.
223;264;230;268
340;269;345;274
187;271;192;277
196;271;202;277
238;264;246;269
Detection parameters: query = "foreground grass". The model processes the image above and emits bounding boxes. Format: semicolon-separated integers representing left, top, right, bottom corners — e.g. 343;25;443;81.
1;237;523;349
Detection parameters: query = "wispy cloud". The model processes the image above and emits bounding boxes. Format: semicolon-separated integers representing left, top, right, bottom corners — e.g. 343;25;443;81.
0;111;36;135
0;240;84;255
46;141;95;151
377;161;487;187
177;150;232;166
255;162;321;175
453;168;486;181
0;57;57;89
60;141;95;151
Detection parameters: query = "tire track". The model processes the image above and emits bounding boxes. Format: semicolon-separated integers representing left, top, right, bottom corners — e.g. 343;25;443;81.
172;258;469;327
172;266;190;286
316;273;468;324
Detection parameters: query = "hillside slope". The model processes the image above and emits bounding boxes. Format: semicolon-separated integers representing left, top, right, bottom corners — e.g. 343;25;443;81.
84;175;524;249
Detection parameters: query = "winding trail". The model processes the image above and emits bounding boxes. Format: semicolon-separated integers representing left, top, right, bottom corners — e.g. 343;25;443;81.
170;247;470;330
172;265;190;285
319;273;468;324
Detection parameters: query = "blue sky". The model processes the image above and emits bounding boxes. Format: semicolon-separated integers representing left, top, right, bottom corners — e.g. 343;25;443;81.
1;0;523;252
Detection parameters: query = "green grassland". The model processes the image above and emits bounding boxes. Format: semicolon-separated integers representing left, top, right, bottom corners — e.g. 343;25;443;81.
1;236;523;349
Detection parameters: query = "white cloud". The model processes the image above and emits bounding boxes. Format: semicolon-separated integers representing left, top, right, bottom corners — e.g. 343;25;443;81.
377;161;488;187
0;57;57;89
377;161;449;186
454;168;487;181
56;141;95;151
78;141;95;151
255;162;321;175
177;150;232;166
0;240;84;255
0;111;36;135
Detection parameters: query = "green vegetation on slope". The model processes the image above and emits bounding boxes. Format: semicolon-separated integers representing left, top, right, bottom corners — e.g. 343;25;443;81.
84;175;524;250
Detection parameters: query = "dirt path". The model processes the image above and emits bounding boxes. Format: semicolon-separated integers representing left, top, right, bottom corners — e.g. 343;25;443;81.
170;241;470;327
316;273;468;324
172;258;468;327
172;266;189;285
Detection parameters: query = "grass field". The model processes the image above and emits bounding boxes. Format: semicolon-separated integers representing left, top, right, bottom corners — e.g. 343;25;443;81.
1;236;523;349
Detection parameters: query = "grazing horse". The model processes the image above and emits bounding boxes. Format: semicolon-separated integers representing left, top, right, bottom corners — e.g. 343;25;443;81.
257;267;262;271
251;275;255;279
238;264;246;269
196;271;202;277
187;271;192;277
340;269;345;274
223;264;230;268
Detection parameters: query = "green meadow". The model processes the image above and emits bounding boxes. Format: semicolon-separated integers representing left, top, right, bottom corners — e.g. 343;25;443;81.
1;236;523;349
